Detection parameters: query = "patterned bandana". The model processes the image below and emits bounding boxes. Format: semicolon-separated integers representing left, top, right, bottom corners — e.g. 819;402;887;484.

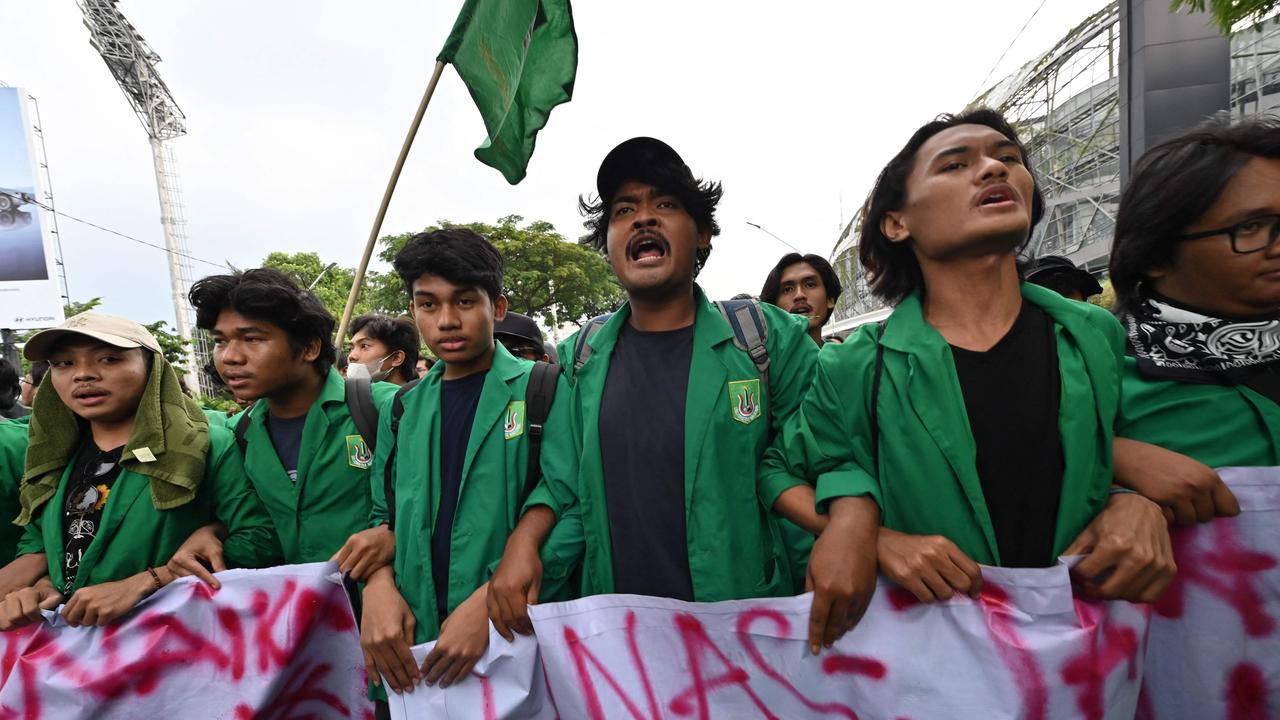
1125;290;1280;384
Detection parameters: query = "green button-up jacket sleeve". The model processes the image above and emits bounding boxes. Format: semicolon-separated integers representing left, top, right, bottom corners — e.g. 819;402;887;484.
208;427;284;567
761;324;882;513
368;388;400;528
521;374;580;522
754;306;819;509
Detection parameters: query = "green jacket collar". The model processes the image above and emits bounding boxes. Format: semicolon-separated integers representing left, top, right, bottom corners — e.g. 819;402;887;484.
246;367;345;423
243;369;343;493
878;282;1117;563
581;284;734;368
880;282;1106;353
398;341;527;529
412;341;527;391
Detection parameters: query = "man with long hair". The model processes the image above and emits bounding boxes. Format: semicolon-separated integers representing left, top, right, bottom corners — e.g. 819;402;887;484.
764;110;1178;620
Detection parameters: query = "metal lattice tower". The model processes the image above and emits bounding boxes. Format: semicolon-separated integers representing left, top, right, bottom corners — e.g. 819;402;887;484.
971;2;1123;274
79;0;211;395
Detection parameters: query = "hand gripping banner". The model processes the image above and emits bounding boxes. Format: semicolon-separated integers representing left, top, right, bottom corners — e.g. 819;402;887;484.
394;467;1279;720
0;562;374;719
1138;466;1280;720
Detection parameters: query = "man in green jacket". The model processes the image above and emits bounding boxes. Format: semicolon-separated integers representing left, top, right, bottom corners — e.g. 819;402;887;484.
763;110;1177;631
1108;115;1279;513
0;312;279;629
360;229;579;695
487;138;845;649
181;269;397;582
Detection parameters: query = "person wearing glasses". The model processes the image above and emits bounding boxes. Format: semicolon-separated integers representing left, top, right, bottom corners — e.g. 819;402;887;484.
1108;115;1279;514
493;312;550;363
19;360;50;414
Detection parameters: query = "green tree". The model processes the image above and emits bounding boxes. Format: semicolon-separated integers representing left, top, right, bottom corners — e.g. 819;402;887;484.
16;299;194;376
64;298;102;317
375;216;625;327
1172;0;1279;32
142;320;193;378
258;251;391;323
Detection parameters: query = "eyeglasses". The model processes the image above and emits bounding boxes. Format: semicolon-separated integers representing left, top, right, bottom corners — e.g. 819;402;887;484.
509;344;543;360
1179;213;1280;254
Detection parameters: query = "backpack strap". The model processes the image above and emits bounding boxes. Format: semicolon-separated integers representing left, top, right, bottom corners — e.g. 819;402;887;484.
521;361;560;506
715;298;772;426
382;377;421;531
344;375;380;453
233;410;252;456
571;314;612;378
870;321;887;470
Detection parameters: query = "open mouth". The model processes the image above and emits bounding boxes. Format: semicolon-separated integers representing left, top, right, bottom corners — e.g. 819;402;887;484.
72;387;109;405
628;233;669;262
977;185;1016;207
789;304;813;315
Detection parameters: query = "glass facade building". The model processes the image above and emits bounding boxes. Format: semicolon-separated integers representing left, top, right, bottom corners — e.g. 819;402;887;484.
826;3;1280;334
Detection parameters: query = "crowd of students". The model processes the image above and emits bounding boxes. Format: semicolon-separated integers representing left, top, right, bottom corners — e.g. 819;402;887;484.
0;107;1275;714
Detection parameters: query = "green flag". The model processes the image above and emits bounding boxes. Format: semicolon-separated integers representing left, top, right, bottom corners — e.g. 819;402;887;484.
438;0;578;184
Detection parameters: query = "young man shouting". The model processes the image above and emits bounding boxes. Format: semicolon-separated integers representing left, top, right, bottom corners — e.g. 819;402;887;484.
360;229;579;694
184;269;397;581
0;313;278;629
486;137;855;651
763;110;1178;626
760;253;844;346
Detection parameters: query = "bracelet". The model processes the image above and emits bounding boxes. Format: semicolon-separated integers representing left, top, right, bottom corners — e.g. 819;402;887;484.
146;567;163;592
1108;486;1140;496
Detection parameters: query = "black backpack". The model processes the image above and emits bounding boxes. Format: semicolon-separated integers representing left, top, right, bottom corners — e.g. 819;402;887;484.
381;361;559;530
232;376;381;455
572;298;774;425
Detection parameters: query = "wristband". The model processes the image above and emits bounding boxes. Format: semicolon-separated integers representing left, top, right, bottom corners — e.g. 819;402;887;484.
1108;486;1140;496
146;567;163;592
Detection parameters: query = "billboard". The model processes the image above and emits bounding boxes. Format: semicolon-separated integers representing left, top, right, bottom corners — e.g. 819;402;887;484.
0;87;63;330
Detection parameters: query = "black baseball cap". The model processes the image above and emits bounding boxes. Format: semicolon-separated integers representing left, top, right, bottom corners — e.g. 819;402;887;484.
493;312;544;347
1025;256;1103;297
596;137;695;204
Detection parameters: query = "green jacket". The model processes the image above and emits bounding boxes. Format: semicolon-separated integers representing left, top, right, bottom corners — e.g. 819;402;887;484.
0;420;28;566
761;284;1123;566
15;425;281;592
235;369;398;564
370;344;581;644
528;286;818;601
1118;357;1279;468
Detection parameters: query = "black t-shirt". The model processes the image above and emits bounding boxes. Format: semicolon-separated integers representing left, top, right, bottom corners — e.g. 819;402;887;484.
62;442;125;593
599;323;696;601
265;411;307;483
432;370;487;618
950;302;1065;568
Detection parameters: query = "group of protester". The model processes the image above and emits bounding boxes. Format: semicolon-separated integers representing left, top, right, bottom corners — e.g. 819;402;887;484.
0;106;1275;715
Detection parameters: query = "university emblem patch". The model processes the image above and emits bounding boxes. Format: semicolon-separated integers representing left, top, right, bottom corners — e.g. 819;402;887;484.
728;379;762;425
345;435;373;470
504;401;526;440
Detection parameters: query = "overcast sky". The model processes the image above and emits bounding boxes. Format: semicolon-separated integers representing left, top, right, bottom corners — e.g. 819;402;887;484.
1;0;1105;331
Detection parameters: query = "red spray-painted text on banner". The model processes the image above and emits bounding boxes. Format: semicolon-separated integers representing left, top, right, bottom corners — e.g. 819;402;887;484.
0;562;373;720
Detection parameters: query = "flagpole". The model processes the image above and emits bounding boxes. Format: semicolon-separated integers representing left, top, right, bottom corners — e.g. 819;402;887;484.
334;60;447;348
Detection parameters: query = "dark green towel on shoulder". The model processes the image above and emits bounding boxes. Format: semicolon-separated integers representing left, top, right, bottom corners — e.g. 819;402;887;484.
17;352;210;525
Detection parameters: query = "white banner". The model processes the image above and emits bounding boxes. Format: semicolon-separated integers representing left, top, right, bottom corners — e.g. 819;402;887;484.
394;468;1280;720
2;470;1274;719
0;562;373;719
1139;466;1280;720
